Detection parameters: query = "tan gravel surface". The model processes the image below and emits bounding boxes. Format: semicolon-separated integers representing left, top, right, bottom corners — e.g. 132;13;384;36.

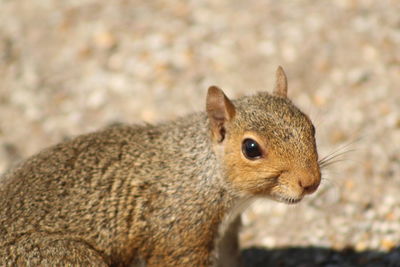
1;0;400;266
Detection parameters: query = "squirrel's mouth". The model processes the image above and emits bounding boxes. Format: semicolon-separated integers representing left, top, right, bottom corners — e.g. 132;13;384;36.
272;194;303;205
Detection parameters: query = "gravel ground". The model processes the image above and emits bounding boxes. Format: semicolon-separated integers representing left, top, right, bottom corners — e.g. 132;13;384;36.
1;0;400;266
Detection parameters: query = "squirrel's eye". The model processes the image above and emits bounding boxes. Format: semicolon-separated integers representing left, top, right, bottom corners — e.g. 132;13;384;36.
242;138;262;160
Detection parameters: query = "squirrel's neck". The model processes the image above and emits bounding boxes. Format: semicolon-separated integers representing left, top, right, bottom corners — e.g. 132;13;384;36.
158;113;227;189
148;113;240;244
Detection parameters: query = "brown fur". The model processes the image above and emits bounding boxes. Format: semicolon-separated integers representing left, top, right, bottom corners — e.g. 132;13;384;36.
0;68;320;266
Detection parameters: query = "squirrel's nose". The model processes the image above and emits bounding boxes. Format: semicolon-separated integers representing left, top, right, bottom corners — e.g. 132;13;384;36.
298;176;320;194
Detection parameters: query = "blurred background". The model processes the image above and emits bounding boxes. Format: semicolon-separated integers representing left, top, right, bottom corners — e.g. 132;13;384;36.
0;0;399;265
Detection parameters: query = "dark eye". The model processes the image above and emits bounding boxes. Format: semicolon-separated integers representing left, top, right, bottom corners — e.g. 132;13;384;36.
242;138;262;159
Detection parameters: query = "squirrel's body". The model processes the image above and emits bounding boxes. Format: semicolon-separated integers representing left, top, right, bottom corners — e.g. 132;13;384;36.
1;116;230;266
0;68;321;266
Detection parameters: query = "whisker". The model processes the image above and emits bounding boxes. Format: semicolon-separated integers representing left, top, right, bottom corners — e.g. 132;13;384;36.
318;137;363;169
319;157;349;169
319;148;354;165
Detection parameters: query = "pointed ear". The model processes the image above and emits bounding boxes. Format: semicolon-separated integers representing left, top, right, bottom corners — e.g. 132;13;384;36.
206;86;236;143
273;66;288;98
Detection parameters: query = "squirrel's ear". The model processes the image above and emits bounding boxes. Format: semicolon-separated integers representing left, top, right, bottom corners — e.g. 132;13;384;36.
206;86;236;143
273;66;288;98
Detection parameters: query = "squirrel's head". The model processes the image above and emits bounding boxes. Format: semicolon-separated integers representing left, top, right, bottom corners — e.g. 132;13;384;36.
206;67;321;204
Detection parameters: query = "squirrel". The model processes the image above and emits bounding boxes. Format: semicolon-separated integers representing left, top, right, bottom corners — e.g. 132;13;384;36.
0;67;321;266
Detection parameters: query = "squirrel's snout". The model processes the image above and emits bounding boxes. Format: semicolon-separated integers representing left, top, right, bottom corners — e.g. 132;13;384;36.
299;179;319;194
298;173;321;195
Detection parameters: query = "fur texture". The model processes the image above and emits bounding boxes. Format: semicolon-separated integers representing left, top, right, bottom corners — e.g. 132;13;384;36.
0;84;320;266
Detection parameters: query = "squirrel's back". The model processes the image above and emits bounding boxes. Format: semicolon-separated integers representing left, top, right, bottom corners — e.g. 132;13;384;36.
0;114;222;265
